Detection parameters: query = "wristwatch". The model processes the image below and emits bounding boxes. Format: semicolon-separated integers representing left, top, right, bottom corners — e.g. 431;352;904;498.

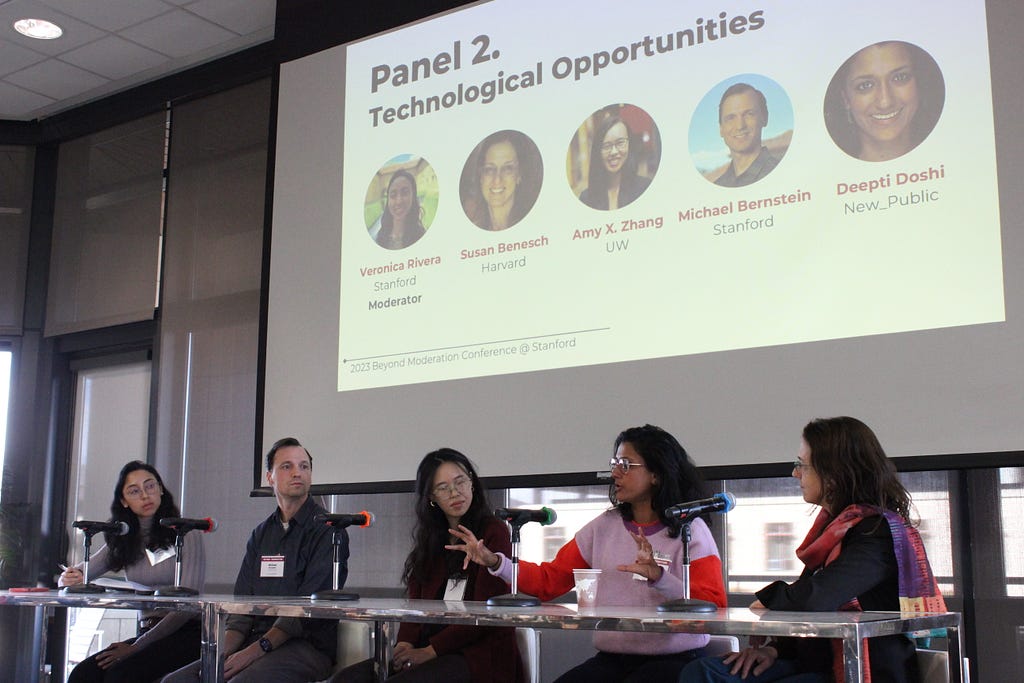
258;636;274;653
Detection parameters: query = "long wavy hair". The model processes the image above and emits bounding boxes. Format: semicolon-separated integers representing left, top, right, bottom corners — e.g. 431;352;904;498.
379;170;424;234
402;448;494;586
802;416;913;520
467;131;527;230
105;461;180;571
609;425;708;538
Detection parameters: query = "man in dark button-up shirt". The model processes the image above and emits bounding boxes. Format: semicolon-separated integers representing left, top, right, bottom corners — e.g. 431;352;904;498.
163;437;348;682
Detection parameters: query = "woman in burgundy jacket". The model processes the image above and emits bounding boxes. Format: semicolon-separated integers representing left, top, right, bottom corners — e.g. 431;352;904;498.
333;448;521;682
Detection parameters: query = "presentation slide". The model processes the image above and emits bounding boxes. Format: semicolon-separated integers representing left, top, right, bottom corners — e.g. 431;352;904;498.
336;0;1001;392
266;0;1020;489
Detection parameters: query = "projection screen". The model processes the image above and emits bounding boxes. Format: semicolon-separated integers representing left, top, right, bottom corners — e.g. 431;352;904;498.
264;0;1022;490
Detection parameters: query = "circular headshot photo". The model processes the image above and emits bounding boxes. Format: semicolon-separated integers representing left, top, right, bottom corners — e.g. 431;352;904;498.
824;41;944;162
689;75;792;187
567;103;660;211
363;155;438;250
460;130;543;232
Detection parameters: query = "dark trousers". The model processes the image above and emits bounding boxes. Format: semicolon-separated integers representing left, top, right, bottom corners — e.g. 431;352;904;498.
554;648;706;683
68;619;201;683
331;654;471;683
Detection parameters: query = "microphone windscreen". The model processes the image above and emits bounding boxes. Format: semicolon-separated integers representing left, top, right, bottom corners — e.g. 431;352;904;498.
206;518;219;532
541;507;557;525
114;521;130;536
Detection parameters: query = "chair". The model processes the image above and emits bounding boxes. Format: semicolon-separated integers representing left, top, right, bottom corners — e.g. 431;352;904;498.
516;627;539;683
705;635;740;656
917;648;971;683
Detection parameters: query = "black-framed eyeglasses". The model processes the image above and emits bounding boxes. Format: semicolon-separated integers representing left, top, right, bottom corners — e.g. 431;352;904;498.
600;138;629;154
792;460;812;472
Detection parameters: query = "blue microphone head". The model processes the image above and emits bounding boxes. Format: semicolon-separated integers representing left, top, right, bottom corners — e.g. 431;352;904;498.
715;492;737;512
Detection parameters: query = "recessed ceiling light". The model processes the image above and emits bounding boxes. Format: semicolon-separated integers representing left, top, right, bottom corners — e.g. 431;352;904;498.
13;18;63;40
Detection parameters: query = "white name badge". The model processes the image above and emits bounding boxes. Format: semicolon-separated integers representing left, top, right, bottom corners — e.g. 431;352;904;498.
146;546;176;566
261;555;286;577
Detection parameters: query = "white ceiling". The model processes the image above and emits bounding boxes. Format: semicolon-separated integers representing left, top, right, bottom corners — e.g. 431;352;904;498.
0;0;276;122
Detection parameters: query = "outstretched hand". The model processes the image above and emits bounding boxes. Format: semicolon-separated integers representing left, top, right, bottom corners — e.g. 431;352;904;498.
445;524;499;571
616;530;663;581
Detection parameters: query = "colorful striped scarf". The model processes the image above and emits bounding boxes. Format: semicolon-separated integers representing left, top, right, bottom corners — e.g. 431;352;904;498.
795;505;947;682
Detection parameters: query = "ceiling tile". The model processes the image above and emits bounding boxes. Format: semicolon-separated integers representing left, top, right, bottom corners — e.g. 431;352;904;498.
0;0;108;55
37;0;175;32
6;58;109;100
0;0;275;121
59;35;168;80
0;79;56;119
187;0;276;37
120;10;237;59
0;37;47;77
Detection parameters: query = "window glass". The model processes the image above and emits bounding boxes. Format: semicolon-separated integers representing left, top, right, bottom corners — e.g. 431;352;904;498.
1001;468;1024;597
721;472;955;595
508;484;610;563
0;350;9;501
509;469;957;599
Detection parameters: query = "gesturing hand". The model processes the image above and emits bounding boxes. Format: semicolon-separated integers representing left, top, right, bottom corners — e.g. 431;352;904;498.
446;524;499;571
616;530;663;582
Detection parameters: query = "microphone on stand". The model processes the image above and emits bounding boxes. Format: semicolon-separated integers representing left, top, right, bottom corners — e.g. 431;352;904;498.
72;520;130;536
313;511;375;601
63;521;129;594
658;492;737;613
494;507;557;526
316;511;375;528
159;517;218;533
664;493;736;520
154;516;218;596
488;507;558;607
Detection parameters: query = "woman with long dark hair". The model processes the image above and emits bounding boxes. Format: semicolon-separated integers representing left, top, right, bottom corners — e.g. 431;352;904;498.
333;448;520;682
374;170;427;249
461;130;542;231
451;425;726;683
823;41;944;162
59;461;205;682
578;115;652;210
679;417;946;683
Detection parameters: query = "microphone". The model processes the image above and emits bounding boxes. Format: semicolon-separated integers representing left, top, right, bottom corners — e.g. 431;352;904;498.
495;507;557;526
159;517;218;533
317;511;375;528
72;520;129;536
664;492;736;520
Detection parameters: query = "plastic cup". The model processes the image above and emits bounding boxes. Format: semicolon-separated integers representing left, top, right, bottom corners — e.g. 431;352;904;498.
572;568;602;611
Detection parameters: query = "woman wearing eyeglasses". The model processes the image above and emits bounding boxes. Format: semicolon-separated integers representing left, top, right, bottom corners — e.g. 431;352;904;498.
59;461;205;683
450;424;726;683
332;448;521;683
578;114;652;211
679;417;945;683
